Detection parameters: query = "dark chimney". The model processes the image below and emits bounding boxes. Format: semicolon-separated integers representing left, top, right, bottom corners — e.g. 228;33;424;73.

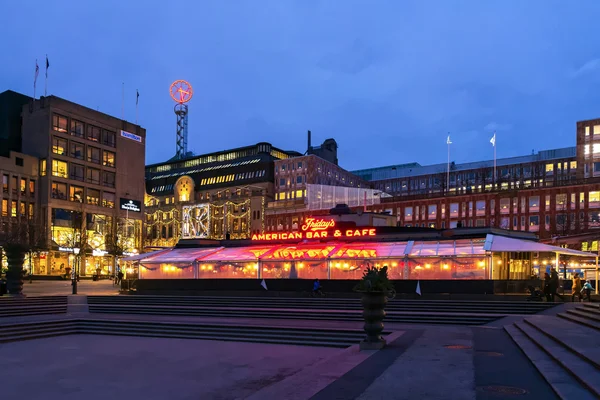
307;130;312;154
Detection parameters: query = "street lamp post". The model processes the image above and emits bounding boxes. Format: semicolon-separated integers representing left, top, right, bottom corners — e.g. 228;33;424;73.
72;247;80;294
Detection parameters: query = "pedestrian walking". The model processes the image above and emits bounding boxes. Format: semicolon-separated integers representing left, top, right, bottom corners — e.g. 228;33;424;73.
581;280;594;302
571;273;582;302
550;268;563;301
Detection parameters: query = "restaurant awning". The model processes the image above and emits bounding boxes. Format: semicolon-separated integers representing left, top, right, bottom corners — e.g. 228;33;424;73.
483;234;595;257
140;247;223;264
122;249;172;262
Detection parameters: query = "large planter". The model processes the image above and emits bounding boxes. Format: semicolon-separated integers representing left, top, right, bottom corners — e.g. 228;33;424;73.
360;291;388;350
5;246;26;296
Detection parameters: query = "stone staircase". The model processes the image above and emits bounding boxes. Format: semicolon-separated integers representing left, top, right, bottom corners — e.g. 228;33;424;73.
87;296;555;326
0;317;378;348
505;304;600;399
0;296;68;317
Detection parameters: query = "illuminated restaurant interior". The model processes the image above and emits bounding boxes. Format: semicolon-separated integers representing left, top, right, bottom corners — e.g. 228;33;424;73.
129;234;597;281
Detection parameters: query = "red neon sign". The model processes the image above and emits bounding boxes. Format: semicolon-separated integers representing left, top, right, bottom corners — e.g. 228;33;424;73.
251;228;376;241
301;218;335;232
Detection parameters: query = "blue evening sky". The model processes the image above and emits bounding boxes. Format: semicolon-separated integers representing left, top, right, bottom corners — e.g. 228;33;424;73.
2;1;600;171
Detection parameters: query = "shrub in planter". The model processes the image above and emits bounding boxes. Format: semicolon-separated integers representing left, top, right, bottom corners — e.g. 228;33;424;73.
354;265;395;350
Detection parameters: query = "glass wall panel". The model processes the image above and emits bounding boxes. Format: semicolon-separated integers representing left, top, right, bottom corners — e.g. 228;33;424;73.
140;264;195;279
261;261;327;280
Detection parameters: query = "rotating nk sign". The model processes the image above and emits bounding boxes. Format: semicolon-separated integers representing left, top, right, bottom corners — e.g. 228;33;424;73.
170;80;193;104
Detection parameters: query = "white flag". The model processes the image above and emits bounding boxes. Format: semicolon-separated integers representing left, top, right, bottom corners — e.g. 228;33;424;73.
416;280;421;296
490;132;496;147
446;135;452;145
260;279;268;290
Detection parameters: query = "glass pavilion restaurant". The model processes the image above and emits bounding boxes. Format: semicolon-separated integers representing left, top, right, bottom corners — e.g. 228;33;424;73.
130;223;597;295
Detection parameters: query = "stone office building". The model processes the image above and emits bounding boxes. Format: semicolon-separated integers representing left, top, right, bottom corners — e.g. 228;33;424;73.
0;90;146;276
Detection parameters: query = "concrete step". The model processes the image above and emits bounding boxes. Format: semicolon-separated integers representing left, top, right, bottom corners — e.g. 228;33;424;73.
579;304;600;316
565;309;600;323
514;321;600;397
87;296;554;313
0;306;68;318
557;313;600;331
0;318;375;348
504;324;597;400
88;306;497;325
0;295;68;304
523;317;600;370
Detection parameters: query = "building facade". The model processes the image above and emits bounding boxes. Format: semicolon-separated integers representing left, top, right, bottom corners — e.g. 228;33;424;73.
264;154;380;231
0;90;146;276
0;151;40;273
144;142;302;248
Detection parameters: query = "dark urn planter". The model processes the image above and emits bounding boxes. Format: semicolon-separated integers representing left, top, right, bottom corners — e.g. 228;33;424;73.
5;245;26;296
360;291;388;350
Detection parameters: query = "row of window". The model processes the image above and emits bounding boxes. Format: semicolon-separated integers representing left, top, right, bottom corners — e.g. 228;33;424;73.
2;174;35;197
52;136;116;167
50;181;115;208
149;158;262;181
149;144;291;173
42;160;115;188
379;162;577;194
52;114;116;147
402;192;600;221
1;199;34;218
279;175;304;186
276;161;303;173
275;190;305;200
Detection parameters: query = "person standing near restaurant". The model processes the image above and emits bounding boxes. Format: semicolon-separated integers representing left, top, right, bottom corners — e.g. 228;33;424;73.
571;273;582;302
550;268;563;301
543;272;552;302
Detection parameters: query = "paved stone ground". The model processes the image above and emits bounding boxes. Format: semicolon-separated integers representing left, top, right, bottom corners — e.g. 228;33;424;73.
0;327;559;399
19;279;119;296
1;335;339;400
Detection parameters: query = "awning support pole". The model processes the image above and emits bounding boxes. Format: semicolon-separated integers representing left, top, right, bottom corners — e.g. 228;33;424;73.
596;256;598;294
555;253;562;279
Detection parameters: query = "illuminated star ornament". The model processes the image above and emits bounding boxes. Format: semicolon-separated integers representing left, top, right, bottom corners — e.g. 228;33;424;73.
169;80;193;104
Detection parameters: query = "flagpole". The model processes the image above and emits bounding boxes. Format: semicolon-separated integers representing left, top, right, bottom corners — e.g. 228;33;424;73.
446;133;451;194
447;137;450;193
135;89;139;124
44;54;48;97
493;131;497;187
121;82;125;121
33;59;37;99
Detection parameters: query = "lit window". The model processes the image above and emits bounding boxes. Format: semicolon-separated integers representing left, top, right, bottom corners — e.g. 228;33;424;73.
87;188;100;205
51;159;68;178
295;190;303;198
52;137;67;155
20;178;26;195
69;185;84;202
1;199;7;216
52;114;68;132
40;160;47;176
585;145;590;156
11;200;17;217
102;151;115;168
594;125;600;135
570;161;577;170
450;203;458;215
590;191;600;207
545;164;554;174
594;144;600;155
428;205;437;219
102;192;115;208
585;126;590;136
51;182;67;200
